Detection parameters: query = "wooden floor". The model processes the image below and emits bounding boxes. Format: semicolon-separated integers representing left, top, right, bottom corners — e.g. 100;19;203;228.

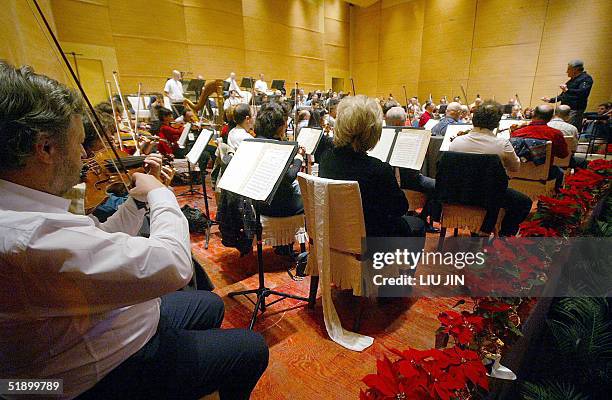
178;184;472;399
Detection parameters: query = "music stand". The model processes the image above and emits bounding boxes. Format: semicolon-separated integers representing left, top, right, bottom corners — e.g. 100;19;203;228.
240;77;254;89
177;126;212;198
271;80;285;91
187;78;205;92
220;139;311;329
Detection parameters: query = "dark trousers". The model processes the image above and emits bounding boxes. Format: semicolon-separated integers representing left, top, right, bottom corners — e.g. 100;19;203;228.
499;188;532;236
399;168;440;222
77;292;269;400
550;165;565;190
569;109;584;131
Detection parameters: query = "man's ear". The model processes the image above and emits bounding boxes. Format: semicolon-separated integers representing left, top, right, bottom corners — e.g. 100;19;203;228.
33;134;58;165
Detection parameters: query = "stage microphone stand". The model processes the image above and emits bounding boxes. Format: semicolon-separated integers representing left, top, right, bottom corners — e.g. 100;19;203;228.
228;202;311;330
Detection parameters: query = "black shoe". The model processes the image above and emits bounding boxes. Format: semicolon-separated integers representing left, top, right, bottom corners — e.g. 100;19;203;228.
425;225;440;234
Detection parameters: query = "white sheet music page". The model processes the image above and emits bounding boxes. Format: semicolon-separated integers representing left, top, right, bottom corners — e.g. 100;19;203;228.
297;128;322;155
424;119;439;130
177;123;192;148
367;128;396;162
217;140;261;195
440;124;473;151
242;146;294;201
186;128;213;164
389;129;432;170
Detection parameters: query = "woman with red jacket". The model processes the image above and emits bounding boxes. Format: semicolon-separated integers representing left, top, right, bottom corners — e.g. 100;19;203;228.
157;107;184;157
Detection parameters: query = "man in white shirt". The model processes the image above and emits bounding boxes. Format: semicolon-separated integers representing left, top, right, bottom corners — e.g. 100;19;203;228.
163;70;184;103
548;104;579;140
448;100;532;236
223;89;242;111
0;62;268;400
227;104;253;150
254;73;268;94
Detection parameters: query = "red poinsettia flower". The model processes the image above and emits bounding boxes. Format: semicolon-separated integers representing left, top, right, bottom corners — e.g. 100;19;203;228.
362;357;415;399
444;347;489;390
476;299;512;313
438;311;485;345
587;158;612;173
519;219;559;237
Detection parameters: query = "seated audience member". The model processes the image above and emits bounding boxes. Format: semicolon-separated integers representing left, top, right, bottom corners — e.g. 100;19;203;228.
386;107;439;232
254;103;305;218
548;104;579;143
156;107;184;157
0;62;268;400
319;95;425;238
512;105;569;189
449;100;532;236
419;102;435;127
431;101;462;136
227;103;254;150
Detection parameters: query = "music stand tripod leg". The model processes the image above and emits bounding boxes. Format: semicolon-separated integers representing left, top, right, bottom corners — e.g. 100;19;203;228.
227;205;310;330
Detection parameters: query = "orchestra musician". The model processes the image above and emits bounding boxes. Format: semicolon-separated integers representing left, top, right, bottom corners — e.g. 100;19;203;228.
419;102;435;127
254;73;268;95
156;107;184;157
0;62;268;399
227;103;254;150
163;70;185;115
511;105;569;190
510;105;523;119
448;100;531;236
319;95;425;238
223;89;242;111
431;102;461;136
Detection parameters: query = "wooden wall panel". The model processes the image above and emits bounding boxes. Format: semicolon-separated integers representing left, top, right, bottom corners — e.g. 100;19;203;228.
2;0;65;82
52;0;113;46
352;0;610;110
34;0;348;93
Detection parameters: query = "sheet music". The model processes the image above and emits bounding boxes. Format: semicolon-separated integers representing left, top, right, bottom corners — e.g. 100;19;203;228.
218;140;296;202
178;123;192;148
424;119;439;130
367;128;396;162
389;129;431;170
297;128;323;155
242;147;293;201
440;124;473;151
186;128;213;164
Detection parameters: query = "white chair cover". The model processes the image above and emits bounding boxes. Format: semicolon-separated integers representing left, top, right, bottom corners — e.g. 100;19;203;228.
260;214;308;246
297;172;374;352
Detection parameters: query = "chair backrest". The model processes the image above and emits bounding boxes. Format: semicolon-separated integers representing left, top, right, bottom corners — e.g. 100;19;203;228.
435;151;508;208
297;173;365;255
509;141;552;180
554;136;577;168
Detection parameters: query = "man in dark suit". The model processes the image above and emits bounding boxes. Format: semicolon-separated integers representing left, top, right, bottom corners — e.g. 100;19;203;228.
542;59;594;130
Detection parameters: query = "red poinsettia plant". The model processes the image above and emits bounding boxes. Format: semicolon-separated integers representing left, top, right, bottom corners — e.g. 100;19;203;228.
360;347;488;400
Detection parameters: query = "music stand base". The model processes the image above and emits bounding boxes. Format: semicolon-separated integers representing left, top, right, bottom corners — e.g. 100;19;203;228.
228;287;310;330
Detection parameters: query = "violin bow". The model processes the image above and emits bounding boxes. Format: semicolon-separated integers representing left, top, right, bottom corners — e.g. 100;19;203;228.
112;71;138;145
350;78;356;95
402;85;409;108
460;84;469;105
29;0;131;189
106;80;124;151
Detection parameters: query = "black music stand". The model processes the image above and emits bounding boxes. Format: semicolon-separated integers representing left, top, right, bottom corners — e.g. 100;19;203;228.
240;77;254;89
271;80;285;91
222;139;311;329
177;126;213;198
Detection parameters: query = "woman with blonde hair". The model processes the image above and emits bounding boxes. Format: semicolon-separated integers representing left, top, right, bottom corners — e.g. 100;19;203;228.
319;95;425;238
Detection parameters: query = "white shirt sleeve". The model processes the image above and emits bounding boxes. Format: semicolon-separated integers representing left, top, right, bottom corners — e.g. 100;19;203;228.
23;187;192;315
502;139;521;172
164;79;172;93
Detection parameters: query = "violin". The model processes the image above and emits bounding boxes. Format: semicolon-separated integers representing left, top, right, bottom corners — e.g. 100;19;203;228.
82;149;175;214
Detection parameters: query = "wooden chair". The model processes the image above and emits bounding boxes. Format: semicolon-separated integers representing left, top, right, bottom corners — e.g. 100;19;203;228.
508;141;555;200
